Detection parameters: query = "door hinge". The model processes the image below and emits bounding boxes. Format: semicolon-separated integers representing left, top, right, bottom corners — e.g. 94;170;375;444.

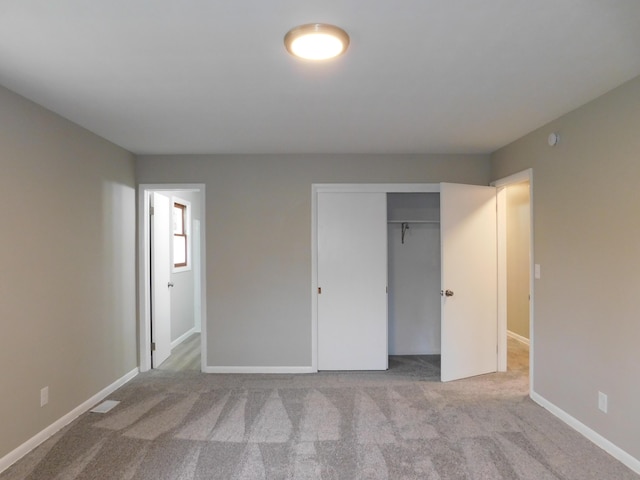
150;206;155;216
151;342;156;352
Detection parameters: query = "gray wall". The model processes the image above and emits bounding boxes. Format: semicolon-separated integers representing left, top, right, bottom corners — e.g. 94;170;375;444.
136;154;490;367
0;86;137;458
506;183;530;339
491;75;640;460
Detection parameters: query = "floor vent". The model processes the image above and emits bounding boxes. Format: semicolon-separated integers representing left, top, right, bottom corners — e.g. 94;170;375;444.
90;400;120;414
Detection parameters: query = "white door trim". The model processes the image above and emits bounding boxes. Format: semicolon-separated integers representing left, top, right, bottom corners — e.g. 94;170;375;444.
311;183;439;371
138;183;207;372
495;186;508;371
491;169;534;392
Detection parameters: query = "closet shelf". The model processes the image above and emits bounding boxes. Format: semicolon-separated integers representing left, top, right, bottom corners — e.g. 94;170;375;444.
388;220;439;224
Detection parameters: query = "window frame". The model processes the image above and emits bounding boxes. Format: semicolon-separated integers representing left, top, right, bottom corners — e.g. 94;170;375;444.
172;197;191;272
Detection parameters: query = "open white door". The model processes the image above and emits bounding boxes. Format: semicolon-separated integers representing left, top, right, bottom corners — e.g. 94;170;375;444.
151;192;172;367
440;183;497;382
317;192;388;370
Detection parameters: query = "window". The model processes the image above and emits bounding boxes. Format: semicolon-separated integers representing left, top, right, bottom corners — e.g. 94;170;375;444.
173;201;188;268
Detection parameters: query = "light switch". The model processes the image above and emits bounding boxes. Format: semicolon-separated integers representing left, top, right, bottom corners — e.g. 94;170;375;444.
534;264;541;279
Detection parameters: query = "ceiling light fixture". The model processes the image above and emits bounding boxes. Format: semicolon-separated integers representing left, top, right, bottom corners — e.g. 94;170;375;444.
284;23;350;60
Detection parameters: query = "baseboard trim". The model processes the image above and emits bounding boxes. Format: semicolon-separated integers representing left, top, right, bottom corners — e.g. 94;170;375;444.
171;327;197;349
507;329;530;346
531;391;640;475
203;366;315;374
0;367;139;474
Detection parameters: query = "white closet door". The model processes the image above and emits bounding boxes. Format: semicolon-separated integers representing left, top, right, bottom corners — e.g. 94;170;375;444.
151;192;172;367
440;183;497;382
317;192;388;370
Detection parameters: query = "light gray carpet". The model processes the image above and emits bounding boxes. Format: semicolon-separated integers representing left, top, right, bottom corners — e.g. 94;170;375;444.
2;341;637;479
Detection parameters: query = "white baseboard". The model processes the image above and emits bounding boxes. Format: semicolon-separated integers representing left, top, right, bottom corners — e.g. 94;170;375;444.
171;327;197;349
203;366;315;374
0;368;139;475
531;391;640;475
507;329;530;346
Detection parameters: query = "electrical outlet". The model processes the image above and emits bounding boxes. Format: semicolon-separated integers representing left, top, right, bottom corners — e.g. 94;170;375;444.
598;391;608;413
40;387;48;407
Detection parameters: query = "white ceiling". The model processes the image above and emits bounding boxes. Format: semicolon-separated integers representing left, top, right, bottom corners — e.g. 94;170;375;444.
1;1;639;155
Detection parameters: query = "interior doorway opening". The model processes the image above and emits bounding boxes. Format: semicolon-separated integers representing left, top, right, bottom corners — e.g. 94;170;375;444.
387;193;441;357
138;184;207;373
504;181;531;378
493;169;533;391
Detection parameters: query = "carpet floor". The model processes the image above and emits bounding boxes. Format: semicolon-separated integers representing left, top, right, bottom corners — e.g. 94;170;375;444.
1;340;637;479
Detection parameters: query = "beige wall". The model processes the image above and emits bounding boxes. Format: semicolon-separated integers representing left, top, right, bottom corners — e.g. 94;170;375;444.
0;86;137;459
491;75;640;460
506;182;530;339
136;154;490;367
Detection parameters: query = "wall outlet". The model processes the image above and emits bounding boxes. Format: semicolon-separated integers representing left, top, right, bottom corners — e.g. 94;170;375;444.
40;386;48;407
598;391;608;413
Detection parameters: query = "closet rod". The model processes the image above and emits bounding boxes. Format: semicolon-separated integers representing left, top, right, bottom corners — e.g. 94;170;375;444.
387;220;439;224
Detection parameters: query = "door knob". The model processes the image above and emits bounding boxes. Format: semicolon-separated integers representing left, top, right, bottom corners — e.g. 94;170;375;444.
440;289;454;297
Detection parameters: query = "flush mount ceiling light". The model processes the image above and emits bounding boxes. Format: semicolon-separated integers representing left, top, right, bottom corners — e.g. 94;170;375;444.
284;23;350;60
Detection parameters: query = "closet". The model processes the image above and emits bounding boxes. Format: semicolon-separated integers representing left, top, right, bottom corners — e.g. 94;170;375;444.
387;193;441;355
315;183;498;381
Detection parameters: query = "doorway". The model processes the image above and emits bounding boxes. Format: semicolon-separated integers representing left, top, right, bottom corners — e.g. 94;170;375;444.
387;193;441;357
493;169;533;390
138;184;207;372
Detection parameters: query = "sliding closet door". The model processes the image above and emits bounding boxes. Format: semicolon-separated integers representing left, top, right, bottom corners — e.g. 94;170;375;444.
317;192;388;370
440;183;497;382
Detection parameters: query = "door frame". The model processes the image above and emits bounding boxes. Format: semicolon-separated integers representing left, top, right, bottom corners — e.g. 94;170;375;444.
311;183;439;371
138;183;207;372
491;169;534;391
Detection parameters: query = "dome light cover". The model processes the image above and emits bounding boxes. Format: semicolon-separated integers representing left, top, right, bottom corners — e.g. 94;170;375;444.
284;23;350;60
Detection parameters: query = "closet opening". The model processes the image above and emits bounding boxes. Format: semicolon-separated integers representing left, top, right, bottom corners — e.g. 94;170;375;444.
387;193;441;374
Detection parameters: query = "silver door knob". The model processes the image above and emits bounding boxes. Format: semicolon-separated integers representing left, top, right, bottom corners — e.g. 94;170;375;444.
440;289;454;297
